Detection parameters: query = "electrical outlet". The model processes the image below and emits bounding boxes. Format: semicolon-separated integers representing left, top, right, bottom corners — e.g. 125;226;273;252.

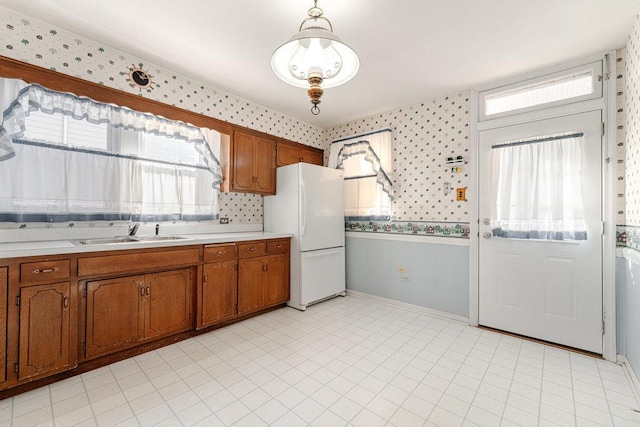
396;266;406;274
220;217;229;224
401;276;411;282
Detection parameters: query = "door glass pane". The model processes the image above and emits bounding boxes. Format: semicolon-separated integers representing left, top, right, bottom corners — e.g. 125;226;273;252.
490;132;586;240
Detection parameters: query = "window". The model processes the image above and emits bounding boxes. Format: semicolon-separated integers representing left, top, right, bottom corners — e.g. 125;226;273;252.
329;129;393;220
0;79;222;223
479;62;602;120
490;132;586;240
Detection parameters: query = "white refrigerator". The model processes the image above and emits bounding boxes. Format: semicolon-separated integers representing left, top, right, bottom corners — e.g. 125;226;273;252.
264;163;345;310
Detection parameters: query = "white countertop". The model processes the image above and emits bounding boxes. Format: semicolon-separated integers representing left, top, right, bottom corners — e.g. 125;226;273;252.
0;231;293;259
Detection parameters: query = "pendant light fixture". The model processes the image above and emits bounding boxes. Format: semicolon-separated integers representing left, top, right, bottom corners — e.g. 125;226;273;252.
271;0;359;115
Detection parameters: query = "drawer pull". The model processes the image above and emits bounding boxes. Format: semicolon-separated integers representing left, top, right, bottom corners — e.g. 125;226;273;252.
215;251;226;255
248;247;257;251
275;244;282;248
32;267;60;274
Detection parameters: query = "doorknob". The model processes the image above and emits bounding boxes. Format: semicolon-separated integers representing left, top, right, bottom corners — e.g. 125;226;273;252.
483;232;492;239
482;218;491;225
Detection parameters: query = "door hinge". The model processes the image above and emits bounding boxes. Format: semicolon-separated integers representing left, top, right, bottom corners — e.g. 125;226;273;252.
602;320;605;335
602;122;605;136
83;286;87;298
235;263;238;271
82;342;86;352
15;295;20;306
598;73;611;81
14;362;18;377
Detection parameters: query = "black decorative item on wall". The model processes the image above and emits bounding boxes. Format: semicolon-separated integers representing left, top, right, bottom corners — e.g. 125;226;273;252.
126;63;154;90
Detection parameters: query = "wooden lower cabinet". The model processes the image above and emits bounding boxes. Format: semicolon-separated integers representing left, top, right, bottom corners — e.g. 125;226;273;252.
238;253;290;316
201;260;237;327
238;257;267;315
84;268;193;359
18;282;73;381
264;254;290;306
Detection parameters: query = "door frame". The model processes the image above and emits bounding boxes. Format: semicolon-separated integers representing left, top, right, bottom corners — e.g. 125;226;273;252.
469;51;617;361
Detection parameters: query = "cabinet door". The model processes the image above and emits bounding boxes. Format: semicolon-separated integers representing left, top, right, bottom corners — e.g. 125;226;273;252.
145;269;192;339
85;276;144;359
265;254;290;306
0;268;5;383
237;258;266;315
233;131;256;191
302;148;324;166
202;261;237;327
19;282;72;380
254;136;276;194
277;143;302;166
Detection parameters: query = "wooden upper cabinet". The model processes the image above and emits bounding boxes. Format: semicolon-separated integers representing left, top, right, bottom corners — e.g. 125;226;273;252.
276;141;324;167
18;282;73;381
230;130;276;195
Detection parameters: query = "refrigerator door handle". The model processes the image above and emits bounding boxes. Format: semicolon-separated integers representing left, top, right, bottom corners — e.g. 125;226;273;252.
300;178;307;237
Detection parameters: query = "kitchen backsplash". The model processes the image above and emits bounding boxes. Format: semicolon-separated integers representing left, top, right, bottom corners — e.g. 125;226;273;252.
0;7;323;227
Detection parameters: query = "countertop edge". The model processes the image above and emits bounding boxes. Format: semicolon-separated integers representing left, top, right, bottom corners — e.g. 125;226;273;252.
0;232;293;259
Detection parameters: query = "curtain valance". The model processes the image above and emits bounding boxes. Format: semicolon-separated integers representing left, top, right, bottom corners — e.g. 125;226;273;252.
0;78;222;186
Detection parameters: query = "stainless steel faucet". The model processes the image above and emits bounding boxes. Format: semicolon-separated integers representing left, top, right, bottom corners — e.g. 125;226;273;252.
128;223;140;236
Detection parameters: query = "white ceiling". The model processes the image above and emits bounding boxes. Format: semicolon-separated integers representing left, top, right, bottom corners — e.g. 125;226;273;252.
1;0;638;129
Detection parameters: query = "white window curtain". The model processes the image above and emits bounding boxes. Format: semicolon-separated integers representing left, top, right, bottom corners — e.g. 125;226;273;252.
490;132;587;240
329;129;393;220
0;77;222;222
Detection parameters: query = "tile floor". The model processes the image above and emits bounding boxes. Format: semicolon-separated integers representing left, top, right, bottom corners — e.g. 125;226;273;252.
1;295;639;426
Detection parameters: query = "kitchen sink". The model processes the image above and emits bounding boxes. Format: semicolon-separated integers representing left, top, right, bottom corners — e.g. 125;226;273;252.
134;235;187;241
73;235;186;245
74;236;139;245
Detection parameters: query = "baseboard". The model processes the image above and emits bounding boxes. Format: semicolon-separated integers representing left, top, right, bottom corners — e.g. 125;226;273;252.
618;355;640;408
346;289;470;324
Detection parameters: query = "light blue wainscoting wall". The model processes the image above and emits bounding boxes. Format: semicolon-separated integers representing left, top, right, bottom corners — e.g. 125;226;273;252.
616;249;640;375
345;233;470;318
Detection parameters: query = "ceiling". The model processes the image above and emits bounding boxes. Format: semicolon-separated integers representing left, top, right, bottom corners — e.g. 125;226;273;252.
0;0;638;129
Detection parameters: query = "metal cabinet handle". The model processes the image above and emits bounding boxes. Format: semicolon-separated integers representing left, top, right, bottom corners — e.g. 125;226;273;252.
140;287;145;297
203;274;208;284
62;294;69;311
146;287;150;296
215;250;226;255
33;267;59;274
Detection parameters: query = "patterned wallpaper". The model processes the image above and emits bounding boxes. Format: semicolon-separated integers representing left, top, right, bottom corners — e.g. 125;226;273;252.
325;92;470;224
625;16;640;227
0;6;325;225
618;13;640;250
617;49;627;226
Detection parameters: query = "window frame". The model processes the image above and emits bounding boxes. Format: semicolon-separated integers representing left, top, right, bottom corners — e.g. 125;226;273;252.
478;61;603;121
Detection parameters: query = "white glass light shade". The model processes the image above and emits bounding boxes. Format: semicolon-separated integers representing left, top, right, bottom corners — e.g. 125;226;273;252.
271;28;360;89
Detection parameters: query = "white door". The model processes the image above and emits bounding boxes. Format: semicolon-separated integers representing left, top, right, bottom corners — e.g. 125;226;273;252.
478;111;603;353
298;164;345;252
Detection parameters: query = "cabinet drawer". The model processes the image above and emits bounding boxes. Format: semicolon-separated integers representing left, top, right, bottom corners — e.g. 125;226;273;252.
20;260;70;283
78;248;200;277
238;242;266;258
267;240;289;254
204;244;237;262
